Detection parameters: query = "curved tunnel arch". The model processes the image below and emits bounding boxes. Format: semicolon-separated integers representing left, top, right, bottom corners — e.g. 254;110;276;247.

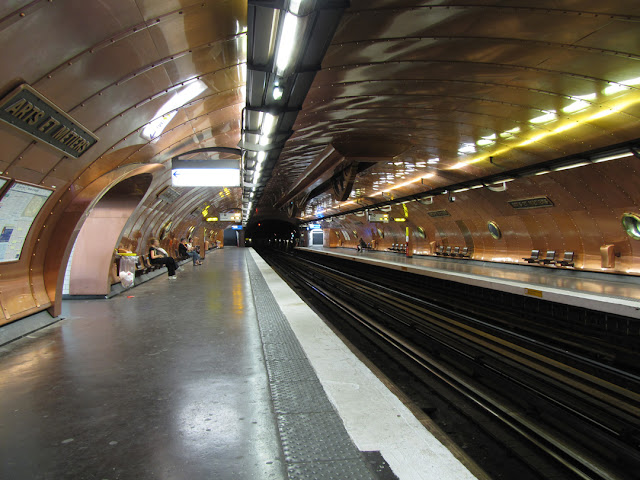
44;163;165;316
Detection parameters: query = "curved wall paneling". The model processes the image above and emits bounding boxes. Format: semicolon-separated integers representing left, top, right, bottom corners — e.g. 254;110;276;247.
68;173;153;296
317;158;640;274
0;0;247;322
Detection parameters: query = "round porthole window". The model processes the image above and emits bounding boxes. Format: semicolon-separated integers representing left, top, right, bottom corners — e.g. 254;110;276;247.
416;226;426;239
488;221;501;240
622;213;640;240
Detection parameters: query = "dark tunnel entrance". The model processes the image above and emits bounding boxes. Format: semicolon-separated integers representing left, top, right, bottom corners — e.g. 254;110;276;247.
245;220;298;249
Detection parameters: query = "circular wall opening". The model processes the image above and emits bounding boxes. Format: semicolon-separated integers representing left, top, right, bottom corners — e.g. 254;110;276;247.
621;212;640;240
488;221;502;239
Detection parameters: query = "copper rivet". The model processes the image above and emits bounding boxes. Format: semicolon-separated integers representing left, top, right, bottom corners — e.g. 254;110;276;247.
20;12;25;17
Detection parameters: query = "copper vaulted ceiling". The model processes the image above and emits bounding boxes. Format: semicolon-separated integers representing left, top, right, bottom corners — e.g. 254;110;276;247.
260;0;640;219
0;0;247;224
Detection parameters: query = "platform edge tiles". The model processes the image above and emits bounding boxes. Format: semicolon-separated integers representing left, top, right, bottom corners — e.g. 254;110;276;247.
248;249;479;480
297;247;640;319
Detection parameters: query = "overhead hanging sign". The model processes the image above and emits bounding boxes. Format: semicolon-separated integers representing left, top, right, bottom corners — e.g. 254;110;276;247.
220;211;242;222
368;213;389;223
0;84;99;158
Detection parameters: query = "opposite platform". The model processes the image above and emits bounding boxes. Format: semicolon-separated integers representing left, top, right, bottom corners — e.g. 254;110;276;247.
298;247;640;319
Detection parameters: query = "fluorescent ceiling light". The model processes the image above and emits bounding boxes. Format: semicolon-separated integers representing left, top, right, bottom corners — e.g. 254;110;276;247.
171;168;240;187
491;178;514;184
289;0;303;14
261;112;277;135
275;13;299;74
553;161;590;171
530;111;557;124
592;151;634;163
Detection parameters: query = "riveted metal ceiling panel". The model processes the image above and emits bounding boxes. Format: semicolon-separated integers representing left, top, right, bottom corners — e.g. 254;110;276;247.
257;0;640;221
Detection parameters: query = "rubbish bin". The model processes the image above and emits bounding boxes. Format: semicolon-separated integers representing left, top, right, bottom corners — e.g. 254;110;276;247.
118;254;137;288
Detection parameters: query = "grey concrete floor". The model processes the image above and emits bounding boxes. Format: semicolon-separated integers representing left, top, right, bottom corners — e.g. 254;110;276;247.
0;248;286;480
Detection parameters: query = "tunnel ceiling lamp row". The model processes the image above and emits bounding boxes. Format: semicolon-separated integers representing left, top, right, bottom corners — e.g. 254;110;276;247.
301;143;639;223
240;0;348;224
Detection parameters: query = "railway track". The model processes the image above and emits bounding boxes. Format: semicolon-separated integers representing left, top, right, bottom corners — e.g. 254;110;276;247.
260;248;640;480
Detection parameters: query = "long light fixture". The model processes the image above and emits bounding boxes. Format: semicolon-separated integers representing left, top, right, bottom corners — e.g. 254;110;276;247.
242;0;348;224
275;13;300;74
592;151;634;163
172;168;240;187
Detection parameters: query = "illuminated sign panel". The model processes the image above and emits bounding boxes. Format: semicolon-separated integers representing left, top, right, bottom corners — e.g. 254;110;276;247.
171;168;240;187
171;159;240;187
220;212;242;222
0;84;98;158
368;213;389;223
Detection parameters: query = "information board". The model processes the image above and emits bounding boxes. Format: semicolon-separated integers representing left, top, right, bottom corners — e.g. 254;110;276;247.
0;182;53;262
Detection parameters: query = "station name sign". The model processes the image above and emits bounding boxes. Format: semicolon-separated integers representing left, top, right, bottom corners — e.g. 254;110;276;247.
508;197;554;209
0;84;98;158
427;209;450;217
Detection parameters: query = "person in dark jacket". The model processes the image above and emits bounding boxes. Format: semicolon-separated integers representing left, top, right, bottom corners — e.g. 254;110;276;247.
179;237;202;266
149;238;178;279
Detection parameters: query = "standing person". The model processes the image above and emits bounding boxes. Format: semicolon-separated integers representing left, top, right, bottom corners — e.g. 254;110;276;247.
149;238;178;279
179;237;202;266
358;238;367;252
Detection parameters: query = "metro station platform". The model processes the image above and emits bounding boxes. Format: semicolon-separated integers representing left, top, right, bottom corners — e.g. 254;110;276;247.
298;247;640;319
0;248;478;480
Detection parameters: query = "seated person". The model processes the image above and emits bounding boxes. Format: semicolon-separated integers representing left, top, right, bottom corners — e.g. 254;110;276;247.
148;237;178;279
179;237;202;265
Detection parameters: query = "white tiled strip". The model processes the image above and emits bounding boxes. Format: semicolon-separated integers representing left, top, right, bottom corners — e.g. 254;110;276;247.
249;249;477;480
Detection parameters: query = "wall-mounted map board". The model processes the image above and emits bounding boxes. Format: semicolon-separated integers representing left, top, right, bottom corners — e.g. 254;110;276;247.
0;182;53;263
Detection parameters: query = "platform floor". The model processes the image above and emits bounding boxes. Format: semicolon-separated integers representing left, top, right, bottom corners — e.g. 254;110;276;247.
298;247;640;319
0;248;477;480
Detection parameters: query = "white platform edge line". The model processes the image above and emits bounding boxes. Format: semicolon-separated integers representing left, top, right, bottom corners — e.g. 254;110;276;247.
299;248;640;319
249;249;477;480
